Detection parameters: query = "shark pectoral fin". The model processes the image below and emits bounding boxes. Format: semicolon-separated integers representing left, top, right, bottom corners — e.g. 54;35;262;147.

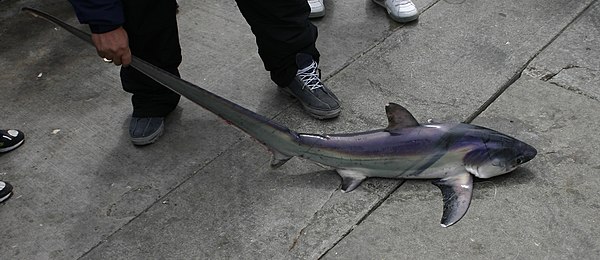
270;150;292;168
432;172;474;228
384;103;420;131
337;170;367;192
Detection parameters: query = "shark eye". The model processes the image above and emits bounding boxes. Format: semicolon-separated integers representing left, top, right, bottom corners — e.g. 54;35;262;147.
515;158;523;164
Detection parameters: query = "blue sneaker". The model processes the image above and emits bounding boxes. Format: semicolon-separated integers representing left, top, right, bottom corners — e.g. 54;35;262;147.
0;129;25;153
129;117;165;146
0;181;13;203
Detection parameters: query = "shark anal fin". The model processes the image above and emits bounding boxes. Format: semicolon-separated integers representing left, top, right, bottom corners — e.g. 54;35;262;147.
385;103;420;131
337;170;367;192
432;172;473;227
270;149;292;168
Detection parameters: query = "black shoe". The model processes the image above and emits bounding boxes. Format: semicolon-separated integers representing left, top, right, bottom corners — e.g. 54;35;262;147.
282;53;341;119
129;117;165;146
0;129;25;153
0;181;13;203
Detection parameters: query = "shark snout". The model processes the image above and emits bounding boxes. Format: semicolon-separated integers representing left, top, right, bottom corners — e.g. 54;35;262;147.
518;142;537;164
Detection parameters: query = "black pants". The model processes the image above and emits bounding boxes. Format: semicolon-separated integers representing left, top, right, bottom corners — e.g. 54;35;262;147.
235;0;320;87
121;0;320;117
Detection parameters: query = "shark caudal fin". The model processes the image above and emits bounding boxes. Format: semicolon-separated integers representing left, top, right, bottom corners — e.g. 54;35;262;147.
432;172;474;227
385;103;420;132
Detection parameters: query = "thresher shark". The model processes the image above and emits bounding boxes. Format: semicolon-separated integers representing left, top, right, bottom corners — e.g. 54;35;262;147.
23;7;537;227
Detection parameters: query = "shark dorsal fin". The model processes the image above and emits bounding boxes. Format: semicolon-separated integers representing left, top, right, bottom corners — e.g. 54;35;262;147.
385;103;419;131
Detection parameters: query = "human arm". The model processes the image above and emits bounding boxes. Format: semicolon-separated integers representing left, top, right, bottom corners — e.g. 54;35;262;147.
68;0;131;66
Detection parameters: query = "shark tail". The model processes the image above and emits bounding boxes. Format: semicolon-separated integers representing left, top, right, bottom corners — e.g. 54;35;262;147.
23;7;304;168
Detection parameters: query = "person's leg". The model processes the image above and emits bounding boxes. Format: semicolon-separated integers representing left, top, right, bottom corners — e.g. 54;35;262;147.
120;0;182;145
236;0;319;87
235;0;341;119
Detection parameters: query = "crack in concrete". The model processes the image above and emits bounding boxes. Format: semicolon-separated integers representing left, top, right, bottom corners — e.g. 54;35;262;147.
78;0;599;258
527;64;598;102
539;64;585;81
316;0;599;258
548;81;599;102
464;0;598;123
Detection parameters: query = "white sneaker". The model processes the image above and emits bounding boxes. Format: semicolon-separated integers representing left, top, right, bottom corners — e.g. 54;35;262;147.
308;0;325;18
0;181;13;203
372;0;419;23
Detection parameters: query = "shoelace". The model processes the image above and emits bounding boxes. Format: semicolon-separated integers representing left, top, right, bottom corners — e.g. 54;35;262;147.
297;61;324;91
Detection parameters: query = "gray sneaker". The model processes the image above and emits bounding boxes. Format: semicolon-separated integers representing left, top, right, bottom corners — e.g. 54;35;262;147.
283;53;341;119
129;117;165;146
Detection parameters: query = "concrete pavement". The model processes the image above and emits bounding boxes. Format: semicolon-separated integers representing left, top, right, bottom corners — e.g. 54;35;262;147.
1;0;598;258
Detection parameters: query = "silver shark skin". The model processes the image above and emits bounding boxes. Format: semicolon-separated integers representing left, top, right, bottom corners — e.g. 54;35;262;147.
23;7;537;227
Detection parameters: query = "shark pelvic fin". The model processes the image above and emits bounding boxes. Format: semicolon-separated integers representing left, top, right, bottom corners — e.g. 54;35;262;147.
270;150;292;168
385;103;420;131
337;170;367;192
432;172;474;227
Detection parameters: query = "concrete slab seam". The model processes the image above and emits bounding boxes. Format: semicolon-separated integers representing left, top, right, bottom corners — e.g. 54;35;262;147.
316;0;598;257
463;0;599;123
288;187;338;251
296;1;452;257
316;180;406;260
321;0;444;84
75;138;246;260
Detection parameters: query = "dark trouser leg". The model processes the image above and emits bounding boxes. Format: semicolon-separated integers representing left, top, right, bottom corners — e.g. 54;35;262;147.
120;0;182;117
235;0;320;87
